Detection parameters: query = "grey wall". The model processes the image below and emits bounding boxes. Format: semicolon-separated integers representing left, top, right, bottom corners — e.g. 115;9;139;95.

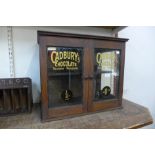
119;26;155;128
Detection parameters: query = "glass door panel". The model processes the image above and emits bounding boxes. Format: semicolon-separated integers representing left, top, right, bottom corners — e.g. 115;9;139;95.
47;46;83;108
94;48;121;101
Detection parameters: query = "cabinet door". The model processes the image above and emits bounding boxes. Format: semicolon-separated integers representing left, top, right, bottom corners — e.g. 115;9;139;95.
39;36;89;121
88;40;125;112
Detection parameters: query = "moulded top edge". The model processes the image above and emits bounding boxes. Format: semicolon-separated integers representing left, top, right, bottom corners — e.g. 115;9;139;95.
37;31;129;43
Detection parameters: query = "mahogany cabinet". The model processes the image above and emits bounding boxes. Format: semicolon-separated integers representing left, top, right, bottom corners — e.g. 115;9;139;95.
38;31;128;121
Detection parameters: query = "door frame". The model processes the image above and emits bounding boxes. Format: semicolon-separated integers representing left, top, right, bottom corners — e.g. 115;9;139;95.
38;34;89;121
87;39;126;112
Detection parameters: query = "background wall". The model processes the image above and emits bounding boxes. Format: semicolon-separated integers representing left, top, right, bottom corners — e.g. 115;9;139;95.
0;27;10;78
0;26;113;103
119;27;155;128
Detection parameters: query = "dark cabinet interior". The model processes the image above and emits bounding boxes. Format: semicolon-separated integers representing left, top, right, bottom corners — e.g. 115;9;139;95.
47;47;83;108
38;31;128;121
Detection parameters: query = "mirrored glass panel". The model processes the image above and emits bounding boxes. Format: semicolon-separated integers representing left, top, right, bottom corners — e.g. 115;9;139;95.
47;47;83;108
94;48;121;101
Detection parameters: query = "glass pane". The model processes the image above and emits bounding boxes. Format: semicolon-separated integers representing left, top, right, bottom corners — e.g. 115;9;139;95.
94;48;120;101
47;47;83;108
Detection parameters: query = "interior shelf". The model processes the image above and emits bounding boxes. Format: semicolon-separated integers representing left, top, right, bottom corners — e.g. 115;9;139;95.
48;72;82;77
95;70;113;74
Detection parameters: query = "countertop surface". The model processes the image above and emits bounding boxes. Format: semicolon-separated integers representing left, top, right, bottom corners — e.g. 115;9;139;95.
0;99;153;129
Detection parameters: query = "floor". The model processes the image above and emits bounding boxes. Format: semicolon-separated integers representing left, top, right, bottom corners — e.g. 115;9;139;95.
0;99;153;129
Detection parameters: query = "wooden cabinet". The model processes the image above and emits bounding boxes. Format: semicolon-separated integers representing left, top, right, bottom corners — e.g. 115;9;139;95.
38;31;128;121
0;78;32;116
